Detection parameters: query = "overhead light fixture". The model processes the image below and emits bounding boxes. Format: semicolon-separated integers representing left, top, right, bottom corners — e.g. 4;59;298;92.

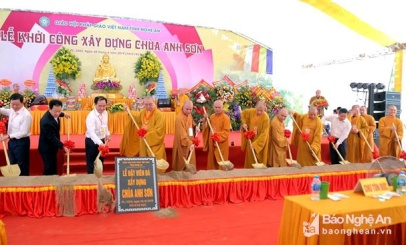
350;82;357;89
357;83;363;89
362;83;370;89
375;83;385;90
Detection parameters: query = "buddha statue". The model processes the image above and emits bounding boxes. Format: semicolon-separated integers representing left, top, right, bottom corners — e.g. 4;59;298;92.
93;54;120;83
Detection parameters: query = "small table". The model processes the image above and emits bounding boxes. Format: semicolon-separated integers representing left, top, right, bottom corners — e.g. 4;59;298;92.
278;190;406;244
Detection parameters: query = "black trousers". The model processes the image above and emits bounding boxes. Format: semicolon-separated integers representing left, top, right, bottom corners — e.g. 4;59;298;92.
85;137;104;174
330;138;347;164
8;137;30;176
40;150;58;175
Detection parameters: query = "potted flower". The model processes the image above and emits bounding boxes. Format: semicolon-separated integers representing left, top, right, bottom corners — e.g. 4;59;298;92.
134;51;162;96
91;80;123;93
50;47;81;97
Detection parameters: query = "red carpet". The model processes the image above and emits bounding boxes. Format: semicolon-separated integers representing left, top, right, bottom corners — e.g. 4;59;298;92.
1;199;283;244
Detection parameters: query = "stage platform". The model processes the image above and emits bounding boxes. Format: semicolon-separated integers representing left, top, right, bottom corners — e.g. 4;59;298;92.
0;132;332;176
0;163;383;218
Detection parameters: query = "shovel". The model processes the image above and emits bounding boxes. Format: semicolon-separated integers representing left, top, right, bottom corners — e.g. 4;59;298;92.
238;106;266;169
290;114;325;166
0;133;21;176
323;128;350;165
203;107;234;170
94;149;104;178
360;131;377;162
331;142;350;164
64;117;76;177
286;139;301;168
393;123;403;151
392;123;405;162
125;107;169;173
248;137;267;169
182;123;199;174
183;145;197;174
242;127;267;169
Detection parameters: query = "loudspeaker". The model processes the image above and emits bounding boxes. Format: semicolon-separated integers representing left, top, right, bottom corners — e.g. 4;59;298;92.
373;91;401;121
157;99;171;108
374;91;401;102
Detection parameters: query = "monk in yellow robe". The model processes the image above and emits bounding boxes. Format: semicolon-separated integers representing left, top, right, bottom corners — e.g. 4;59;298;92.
175;88;190;114
346;105;368;163
360;106;376;162
119;110;140;157
202;100;231;170
241;101;270;168
172;100;198;171
136;96;166;159
309;89;326;117
268;108;288;167
291;106;323;166
378;105;403;157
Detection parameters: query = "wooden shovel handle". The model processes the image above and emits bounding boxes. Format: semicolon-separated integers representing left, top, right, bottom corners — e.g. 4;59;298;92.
291;114;322;163
393;123;403;151
0;133;10;166
202;107;225;162
125;107;156;157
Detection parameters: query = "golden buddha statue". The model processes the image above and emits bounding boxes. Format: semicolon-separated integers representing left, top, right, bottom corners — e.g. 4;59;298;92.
93;54;120;83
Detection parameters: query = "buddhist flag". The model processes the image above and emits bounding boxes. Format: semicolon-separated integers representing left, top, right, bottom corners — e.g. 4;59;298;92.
239;44;272;74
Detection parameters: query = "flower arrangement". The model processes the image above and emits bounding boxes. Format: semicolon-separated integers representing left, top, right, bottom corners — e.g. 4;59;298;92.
91;80;123;93
215;83;235;103
56;79;72;97
234;85;255;109
108;103;124;113
50;47;81;97
190;86;216;123
0;87;12;108
50;47;81;80
22;88;38;107
144;82;157;96
268;95;285;115
311;98;329;109
134;51;162;85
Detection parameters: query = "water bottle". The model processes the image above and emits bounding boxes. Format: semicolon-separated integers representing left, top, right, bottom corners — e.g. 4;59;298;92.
397;171;406;196
310;175;321;201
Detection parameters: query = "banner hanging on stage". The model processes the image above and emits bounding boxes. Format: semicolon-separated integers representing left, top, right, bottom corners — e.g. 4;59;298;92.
0;9;273;96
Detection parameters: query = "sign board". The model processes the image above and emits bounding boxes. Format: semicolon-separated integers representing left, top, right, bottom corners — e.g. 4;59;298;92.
115;157;159;213
353;177;390;196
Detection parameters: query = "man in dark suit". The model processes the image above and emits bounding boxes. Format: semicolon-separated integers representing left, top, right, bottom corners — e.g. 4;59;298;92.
38;99;70;175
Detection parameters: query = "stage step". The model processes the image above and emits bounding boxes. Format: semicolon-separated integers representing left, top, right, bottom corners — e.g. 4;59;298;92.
63;150;120;175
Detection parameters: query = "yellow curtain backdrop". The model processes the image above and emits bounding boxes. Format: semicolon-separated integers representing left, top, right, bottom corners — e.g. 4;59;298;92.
301;0;402;91
29;110;176;135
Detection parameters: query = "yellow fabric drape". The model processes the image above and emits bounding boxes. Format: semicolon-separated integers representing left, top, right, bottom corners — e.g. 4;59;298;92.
301;0;402;91
29;110;176;135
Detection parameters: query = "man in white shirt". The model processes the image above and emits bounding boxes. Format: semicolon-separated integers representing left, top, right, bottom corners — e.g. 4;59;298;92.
85;96;111;174
323;108;351;164
0;93;33;176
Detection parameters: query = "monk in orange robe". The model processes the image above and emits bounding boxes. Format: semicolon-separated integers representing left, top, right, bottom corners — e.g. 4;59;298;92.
378;105;403;157
241;101;270;168
291;106;323;166
346;105;368;163
175;88;190;114
172;100;198;171
202;100;231;170
309;89;326;117
119;110;140;157
268;108;288;167
135;96;166;160
360;106;376;162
